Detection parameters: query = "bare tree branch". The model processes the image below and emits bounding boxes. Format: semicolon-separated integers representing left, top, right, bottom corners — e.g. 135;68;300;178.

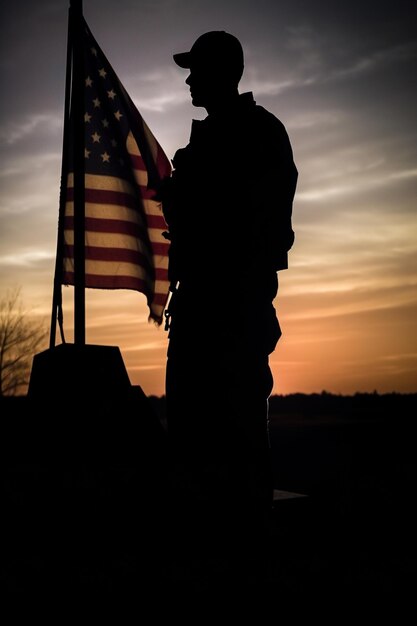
0;287;48;396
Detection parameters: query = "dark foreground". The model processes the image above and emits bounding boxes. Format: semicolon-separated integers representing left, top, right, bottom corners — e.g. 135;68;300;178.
1;392;416;611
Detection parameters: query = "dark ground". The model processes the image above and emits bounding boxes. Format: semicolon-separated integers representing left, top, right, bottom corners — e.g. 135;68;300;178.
1;391;416;611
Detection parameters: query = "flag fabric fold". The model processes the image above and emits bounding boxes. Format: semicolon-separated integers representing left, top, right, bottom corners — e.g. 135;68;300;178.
62;18;172;325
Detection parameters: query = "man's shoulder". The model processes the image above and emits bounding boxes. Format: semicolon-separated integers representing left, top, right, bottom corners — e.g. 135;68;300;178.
235;92;285;131
251;102;288;137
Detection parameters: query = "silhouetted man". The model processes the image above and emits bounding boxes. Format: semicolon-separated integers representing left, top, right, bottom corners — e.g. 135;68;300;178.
162;31;297;548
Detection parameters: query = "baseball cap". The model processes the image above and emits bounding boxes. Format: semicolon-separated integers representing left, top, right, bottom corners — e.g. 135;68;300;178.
173;31;244;79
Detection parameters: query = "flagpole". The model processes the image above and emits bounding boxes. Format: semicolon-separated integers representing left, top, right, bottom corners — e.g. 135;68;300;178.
71;0;86;345
49;2;73;349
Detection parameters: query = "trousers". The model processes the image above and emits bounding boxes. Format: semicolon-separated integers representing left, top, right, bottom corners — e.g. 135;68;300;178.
166;337;274;514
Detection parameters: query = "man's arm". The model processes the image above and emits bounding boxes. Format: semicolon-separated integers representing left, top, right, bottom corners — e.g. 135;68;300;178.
251;108;298;270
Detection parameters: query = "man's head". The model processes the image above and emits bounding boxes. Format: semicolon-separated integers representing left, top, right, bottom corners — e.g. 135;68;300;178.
174;31;244;110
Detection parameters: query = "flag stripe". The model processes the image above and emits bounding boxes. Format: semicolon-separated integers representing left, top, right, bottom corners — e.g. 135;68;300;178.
64;243;151;267
65;202;141;223
67;172;135;194
64;223;169;249
67;187;139;211
65;203;167;230
65;199;166;220
64;244;168;277
65;215;148;239
63;271;169;304
64;258;151;279
66;173;166;216
63;259;170;301
65;230;148;251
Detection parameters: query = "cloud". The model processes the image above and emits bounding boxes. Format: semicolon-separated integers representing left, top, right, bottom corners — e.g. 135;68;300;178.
0;250;55;267
285;25;324;74
241;76;298;97
0;112;62;145
123;66;189;112
278;26;417;94
0;150;60;179
133;90;189;113
296;166;417;203
388;168;417;182
286;109;345;130
328;41;417;82
0;152;61;220
129;364;165;371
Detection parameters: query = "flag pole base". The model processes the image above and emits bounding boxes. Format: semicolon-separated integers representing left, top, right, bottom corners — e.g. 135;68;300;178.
28;343;131;406
26;343;166;458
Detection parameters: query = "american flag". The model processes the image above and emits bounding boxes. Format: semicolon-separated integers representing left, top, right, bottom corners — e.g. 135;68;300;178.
63;19;172;325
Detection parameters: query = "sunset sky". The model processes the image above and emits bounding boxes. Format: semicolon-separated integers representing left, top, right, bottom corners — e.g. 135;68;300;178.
0;0;416;396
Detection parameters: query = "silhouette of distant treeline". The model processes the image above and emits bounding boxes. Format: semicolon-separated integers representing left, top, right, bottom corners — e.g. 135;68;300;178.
1;391;416;420
146;391;417;422
268;391;417;416
1;391;416;424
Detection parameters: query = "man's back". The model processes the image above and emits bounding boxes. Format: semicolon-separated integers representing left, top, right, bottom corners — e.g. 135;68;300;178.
164;91;296;354
167;92;296;279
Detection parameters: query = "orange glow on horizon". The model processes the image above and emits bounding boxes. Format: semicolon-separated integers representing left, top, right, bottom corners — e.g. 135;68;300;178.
41;275;417;398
